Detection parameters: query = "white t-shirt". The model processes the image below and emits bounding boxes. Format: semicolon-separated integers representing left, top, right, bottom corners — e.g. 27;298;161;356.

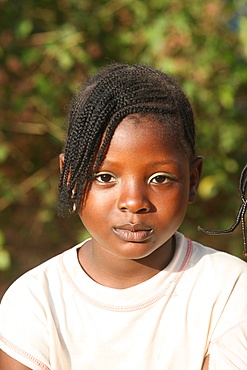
1;232;247;370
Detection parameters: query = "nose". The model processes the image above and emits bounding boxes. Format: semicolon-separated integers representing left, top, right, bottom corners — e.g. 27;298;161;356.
117;182;152;214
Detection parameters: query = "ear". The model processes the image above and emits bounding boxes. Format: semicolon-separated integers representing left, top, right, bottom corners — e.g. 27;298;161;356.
188;156;203;204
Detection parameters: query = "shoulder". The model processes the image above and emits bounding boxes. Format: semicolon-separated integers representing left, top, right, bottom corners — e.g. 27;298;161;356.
176;234;247;345
188;236;247;276
0;243;83;368
0;242;84;311
176;232;247;296
2;252;62;300
176;232;247;271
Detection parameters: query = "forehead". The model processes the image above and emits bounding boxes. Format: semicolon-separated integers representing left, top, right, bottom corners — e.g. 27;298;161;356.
114;114;178;146
103;114;188;164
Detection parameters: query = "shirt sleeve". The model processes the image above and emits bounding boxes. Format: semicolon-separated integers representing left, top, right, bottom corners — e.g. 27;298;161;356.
207;263;247;370
0;273;50;370
208;320;247;370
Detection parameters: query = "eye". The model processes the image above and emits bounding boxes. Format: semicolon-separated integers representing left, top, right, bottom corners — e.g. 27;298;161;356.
94;172;117;184
148;172;174;184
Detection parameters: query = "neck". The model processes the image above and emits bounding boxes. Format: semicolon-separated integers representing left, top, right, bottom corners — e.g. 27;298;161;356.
78;237;175;289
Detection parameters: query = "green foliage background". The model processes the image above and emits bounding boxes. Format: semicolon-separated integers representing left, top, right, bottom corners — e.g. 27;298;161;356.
0;0;246;296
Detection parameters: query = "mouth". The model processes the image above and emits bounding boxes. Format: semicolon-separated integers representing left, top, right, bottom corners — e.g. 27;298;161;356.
113;223;153;242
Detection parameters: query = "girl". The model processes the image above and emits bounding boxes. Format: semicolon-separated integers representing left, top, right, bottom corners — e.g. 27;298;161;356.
1;64;247;369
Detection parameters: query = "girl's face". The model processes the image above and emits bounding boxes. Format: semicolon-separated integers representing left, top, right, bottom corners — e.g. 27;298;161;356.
79;115;202;264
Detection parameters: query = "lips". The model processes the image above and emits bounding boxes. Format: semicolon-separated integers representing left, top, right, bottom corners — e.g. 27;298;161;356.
113;223;153;242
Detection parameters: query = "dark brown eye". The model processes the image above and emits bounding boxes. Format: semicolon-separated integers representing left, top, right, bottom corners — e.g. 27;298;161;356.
95;172;116;183
152;175;167;183
149;172;173;184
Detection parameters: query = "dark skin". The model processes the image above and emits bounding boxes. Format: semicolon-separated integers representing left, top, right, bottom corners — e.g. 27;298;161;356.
0;351;31;369
77;117;203;289
0;117;210;369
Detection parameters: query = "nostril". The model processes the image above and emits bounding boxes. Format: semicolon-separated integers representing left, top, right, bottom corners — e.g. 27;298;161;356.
119;205;150;214
137;207;149;214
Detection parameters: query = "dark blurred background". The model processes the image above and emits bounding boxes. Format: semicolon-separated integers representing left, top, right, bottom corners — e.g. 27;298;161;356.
0;0;247;298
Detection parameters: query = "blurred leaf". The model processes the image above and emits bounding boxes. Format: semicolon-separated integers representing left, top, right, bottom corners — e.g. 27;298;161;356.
239;15;247;57
17;19;33;39
198;176;219;199
0;144;9;163
0;248;11;271
21;48;41;65
0;230;5;246
57;50;75;70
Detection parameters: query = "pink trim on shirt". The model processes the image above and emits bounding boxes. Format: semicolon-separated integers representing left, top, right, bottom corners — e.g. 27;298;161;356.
178;238;193;273
59;238;193;312
0;334;49;370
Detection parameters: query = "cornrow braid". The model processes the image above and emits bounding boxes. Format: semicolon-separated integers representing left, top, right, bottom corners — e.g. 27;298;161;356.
198;162;247;257
58;63;196;216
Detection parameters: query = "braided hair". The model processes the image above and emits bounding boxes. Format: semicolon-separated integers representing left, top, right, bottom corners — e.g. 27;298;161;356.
58;63;196;216
198;163;247;257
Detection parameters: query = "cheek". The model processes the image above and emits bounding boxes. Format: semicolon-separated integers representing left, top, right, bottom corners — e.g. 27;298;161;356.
158;185;189;218
79;190;113;224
